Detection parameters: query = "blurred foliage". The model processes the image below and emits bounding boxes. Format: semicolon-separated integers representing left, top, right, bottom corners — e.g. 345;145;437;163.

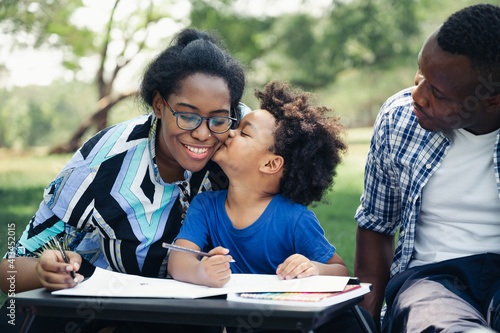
190;0;275;65
0;82;97;148
0;0;95;69
1;0;500;149
1;0;190;150
190;0;420;89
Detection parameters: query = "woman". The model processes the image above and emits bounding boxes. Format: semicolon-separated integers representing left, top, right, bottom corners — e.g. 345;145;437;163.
0;28;246;332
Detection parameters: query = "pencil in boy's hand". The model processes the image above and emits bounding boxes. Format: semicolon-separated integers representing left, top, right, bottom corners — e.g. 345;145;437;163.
162;242;236;262
51;236;78;283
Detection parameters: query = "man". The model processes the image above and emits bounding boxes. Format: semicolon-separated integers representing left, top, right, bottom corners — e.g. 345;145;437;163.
354;4;500;333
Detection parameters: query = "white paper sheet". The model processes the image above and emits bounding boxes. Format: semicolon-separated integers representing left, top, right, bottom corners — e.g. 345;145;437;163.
52;267;350;299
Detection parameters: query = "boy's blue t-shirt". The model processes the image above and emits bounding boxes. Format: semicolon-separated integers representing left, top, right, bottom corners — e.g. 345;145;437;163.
175;190;336;274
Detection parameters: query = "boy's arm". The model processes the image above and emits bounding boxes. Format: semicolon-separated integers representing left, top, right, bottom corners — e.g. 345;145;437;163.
276;252;349;280
316;252;350;276
167;239;233;288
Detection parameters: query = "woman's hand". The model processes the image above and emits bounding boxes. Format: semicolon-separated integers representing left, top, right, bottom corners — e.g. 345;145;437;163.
276;254;319;280
196;246;233;288
36;250;84;291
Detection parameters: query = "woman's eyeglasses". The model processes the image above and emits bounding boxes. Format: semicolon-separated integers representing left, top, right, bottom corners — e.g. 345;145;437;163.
162;97;236;134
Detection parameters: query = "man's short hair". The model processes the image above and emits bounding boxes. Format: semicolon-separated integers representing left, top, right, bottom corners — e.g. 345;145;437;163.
438;4;500;93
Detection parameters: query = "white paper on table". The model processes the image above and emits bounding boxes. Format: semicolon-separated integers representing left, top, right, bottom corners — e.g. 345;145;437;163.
52;267;350;299
225;273;350;293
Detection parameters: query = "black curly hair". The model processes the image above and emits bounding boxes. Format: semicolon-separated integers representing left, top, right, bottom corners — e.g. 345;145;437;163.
255;80;347;206
437;4;500;93
140;28;245;121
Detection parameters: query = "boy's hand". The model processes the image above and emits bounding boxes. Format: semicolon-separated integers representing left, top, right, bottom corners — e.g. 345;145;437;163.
276;254;319;280
196;246;233;288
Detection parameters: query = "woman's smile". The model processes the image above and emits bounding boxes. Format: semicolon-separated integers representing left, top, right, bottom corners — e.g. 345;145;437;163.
184;143;212;159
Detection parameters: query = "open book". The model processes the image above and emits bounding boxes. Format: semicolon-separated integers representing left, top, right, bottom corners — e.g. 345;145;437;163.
52;267;357;300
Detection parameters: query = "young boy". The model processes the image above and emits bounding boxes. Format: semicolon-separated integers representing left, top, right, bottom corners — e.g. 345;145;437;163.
167;80;349;288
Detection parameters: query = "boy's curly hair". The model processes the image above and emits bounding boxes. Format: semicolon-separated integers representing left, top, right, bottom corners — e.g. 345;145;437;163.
255;80;347;206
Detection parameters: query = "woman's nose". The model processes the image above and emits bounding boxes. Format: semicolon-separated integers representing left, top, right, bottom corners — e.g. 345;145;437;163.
191;120;212;140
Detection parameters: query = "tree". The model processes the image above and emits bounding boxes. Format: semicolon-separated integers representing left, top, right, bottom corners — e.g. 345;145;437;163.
51;0;169;153
260;0;420;89
1;0;180;153
2;0;422;151
190;0;420;91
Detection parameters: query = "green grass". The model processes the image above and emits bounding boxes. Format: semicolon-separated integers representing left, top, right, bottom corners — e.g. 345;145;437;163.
0;128;372;274
309;128;371;273
0;149;73;255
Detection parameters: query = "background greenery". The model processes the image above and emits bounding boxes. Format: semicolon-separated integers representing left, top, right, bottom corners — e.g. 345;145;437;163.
1;0;500;294
2;0;498;150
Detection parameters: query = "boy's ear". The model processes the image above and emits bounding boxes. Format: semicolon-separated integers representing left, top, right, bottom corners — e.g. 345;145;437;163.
259;155;284;175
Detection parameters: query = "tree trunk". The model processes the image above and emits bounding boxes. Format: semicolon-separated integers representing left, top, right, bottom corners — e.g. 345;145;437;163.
50;91;137;154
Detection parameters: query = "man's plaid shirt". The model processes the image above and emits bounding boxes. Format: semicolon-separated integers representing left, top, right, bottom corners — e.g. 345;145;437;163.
355;87;500;277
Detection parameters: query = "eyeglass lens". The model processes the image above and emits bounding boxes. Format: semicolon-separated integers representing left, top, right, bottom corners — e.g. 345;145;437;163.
176;113;232;133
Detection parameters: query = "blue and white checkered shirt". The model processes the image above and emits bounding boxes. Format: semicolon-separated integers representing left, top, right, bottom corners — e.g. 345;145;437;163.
355;88;500;278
